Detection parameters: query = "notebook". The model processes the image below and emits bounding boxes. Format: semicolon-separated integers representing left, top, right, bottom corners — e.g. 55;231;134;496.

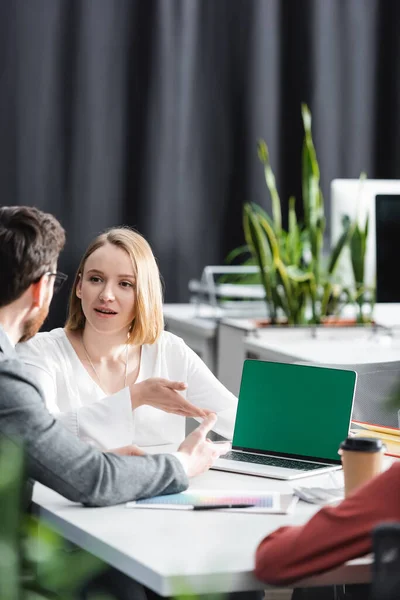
351;420;400;457
212;360;357;480
126;489;298;514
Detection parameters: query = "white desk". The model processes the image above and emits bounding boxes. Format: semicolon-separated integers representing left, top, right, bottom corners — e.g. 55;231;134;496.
244;327;400;365
32;457;371;597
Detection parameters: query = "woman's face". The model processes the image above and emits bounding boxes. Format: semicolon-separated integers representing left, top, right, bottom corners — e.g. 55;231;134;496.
77;242;136;335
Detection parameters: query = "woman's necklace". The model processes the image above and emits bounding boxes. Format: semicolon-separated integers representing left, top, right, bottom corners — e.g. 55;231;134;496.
81;335;129;391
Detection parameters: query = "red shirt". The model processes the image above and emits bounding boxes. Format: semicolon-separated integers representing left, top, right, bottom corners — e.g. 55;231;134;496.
255;461;400;586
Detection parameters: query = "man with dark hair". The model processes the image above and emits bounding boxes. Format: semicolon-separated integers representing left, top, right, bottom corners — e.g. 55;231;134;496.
0;205;230;508
0;206;264;600
0;206;67;341
0;205;66;306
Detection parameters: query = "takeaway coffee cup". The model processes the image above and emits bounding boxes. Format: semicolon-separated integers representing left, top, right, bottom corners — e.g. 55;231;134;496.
339;437;385;497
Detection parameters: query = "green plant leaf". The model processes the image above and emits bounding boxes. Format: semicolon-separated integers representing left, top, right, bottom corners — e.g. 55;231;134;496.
301;104;321;231
286;196;302;266
301;104;320;182
0;438;24;600
301;106;325;319
350;225;365;286
257;140;282;232
364;212;369;241
251;202;275;230
328;215;352;274
243;204;276;319
286;266;313;283
35;546;106;594
257;139;268;163
256;211;281;263
224;244;251;264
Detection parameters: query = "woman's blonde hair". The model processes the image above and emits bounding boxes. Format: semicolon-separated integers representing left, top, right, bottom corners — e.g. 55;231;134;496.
65;227;164;345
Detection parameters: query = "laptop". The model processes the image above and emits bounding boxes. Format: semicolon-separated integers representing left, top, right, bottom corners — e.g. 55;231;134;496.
212;360;357;480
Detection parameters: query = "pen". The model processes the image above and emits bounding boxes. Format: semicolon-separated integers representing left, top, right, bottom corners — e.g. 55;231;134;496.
193;504;255;511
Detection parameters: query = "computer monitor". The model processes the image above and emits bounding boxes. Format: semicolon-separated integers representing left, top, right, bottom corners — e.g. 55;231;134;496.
330;179;400;288
375;195;400;303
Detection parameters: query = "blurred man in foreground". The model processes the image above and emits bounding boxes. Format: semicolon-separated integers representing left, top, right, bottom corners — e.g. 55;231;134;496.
255;461;400;599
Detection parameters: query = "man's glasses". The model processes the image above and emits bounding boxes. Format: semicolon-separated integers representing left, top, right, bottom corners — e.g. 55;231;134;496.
44;271;68;293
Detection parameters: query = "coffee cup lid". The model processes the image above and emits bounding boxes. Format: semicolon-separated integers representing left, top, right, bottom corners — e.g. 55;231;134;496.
340;437;384;453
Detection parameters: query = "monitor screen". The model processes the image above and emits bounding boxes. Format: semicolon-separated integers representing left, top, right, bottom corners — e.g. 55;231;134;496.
330;179;400;289
376;195;400;302
233;360;356;463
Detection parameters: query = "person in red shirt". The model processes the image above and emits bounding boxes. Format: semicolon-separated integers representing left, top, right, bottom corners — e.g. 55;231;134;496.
255;461;400;597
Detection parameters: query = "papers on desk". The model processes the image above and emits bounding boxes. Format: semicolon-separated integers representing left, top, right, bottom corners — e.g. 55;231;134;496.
293;486;344;505
126;489;298;514
351;420;400;458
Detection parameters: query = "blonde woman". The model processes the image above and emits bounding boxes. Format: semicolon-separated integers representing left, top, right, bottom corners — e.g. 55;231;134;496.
17;227;237;450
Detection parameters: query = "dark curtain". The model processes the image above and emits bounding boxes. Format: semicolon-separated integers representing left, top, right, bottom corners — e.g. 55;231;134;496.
1;0;399;329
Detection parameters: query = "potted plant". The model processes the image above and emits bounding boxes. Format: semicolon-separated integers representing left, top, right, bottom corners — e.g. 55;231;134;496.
226;104;374;326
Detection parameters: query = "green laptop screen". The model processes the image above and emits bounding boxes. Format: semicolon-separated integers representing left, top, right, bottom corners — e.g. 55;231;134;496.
233;360;356;463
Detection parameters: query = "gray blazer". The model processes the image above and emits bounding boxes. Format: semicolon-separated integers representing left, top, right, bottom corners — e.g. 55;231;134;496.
0;326;188;506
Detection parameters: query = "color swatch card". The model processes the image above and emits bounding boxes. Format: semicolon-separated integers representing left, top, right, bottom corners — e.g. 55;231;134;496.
126;489;298;514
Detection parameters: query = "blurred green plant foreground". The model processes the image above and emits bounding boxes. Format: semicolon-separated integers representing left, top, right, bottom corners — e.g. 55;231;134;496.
227;104;373;325
0;437;107;600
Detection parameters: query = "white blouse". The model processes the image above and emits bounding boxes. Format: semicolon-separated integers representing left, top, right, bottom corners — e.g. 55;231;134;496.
17;329;237;449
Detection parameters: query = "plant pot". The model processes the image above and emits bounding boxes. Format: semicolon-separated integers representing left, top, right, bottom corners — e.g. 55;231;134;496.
252;317;375;329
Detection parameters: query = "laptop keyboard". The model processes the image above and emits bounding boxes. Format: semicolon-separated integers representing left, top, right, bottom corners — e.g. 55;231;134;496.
221;451;327;471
